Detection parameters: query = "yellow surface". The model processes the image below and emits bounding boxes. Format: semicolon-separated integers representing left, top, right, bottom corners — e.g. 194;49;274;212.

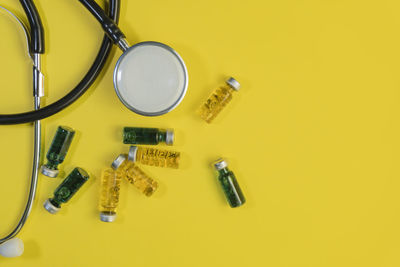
1;0;400;266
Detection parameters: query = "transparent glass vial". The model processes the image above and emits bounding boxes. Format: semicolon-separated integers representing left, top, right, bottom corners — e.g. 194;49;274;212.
123;127;174;145
99;168;122;222
112;154;158;197
213;158;245;208
129;146;180;169
198;77;240;123
44;167;90;214
41;126;75;178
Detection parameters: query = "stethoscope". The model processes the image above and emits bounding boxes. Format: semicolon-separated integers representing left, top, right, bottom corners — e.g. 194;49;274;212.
0;0;188;256
80;0;188;116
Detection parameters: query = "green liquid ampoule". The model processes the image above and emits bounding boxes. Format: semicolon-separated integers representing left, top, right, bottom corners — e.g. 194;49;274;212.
198;77;240;123
129;146;180;169
43;167;90;214
213;158;245;208
123;127;174;145
41;126;75;178
112;154;158;197
99;168;122;222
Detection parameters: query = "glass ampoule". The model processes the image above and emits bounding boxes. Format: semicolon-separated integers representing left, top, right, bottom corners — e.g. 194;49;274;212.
123;127;174;145
198;77;240;123
112;154;158;197
99;168;122;222
41;126;75;178
43;167;90;214
213;158;245;208
128;146;180;169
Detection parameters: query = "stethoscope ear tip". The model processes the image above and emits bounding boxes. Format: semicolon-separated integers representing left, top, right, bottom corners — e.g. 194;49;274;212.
0;238;24;258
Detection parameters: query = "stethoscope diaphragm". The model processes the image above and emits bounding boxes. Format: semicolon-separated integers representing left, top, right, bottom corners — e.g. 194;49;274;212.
113;41;188;116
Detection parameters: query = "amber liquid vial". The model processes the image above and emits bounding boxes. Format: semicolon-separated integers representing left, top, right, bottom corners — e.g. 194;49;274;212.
128;146;180;169
112;154;158;197
99;168;122;222
198;77;240;123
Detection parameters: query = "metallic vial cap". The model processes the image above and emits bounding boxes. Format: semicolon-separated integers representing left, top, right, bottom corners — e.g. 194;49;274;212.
43;199;60;214
166;129;174;145
111;154;127;170
41;165;59;178
214;158;228;170
100;212;116;222
128;146;138;162
226;77;240;91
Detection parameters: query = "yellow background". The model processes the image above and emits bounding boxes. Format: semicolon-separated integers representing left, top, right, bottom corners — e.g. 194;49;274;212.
1;0;400;266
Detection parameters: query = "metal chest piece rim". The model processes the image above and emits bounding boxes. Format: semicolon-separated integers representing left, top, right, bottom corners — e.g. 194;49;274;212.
113;41;189;117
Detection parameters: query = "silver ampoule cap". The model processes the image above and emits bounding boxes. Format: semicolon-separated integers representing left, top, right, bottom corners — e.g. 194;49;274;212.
166;129;174;145
41;165;59;178
214;158;228;170
128;146;138;162
226;77;240;91
43;199;60;214
111;154;127;170
100;212;116;222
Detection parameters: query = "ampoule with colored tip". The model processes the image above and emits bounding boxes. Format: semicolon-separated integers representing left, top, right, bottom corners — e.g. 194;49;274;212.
129;146;180;169
198;77;240;123
43;167;89;214
99;168;122;222
41;126;75;178
213;158;245;208
123;127;174;145
112;154;158;197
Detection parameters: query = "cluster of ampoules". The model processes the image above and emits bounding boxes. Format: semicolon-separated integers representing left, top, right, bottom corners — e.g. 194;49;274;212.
99;127;181;222
41;126;90;214
40;76;246;219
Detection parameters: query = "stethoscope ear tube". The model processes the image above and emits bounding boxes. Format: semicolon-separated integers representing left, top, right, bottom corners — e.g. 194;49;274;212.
0;3;43;245
19;0;44;54
0;0;121;125
78;0;126;45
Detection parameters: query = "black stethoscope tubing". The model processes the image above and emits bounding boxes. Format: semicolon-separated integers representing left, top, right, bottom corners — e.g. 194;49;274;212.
0;0;120;125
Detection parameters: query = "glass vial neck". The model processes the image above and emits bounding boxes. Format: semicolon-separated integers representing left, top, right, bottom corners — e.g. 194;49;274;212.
156;129;174;145
218;168;230;176
156;131;167;143
44;161;58;170
49;198;61;208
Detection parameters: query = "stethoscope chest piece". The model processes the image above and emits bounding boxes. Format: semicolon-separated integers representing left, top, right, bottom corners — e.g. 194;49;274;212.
113;41;188;116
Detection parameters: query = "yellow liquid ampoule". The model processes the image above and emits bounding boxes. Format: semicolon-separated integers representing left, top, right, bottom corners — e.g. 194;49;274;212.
125;164;158;197
198;77;240;123
99;168;122;222
129;146;180;169
112;154;158;196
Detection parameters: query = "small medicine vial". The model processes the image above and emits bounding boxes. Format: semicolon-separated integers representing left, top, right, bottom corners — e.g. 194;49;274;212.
112;154;158;197
213;158;245;208
129;146;180;169
198;77;240;123
43;167;90;214
41;126;75;178
99;168;122;222
123;127;174;145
